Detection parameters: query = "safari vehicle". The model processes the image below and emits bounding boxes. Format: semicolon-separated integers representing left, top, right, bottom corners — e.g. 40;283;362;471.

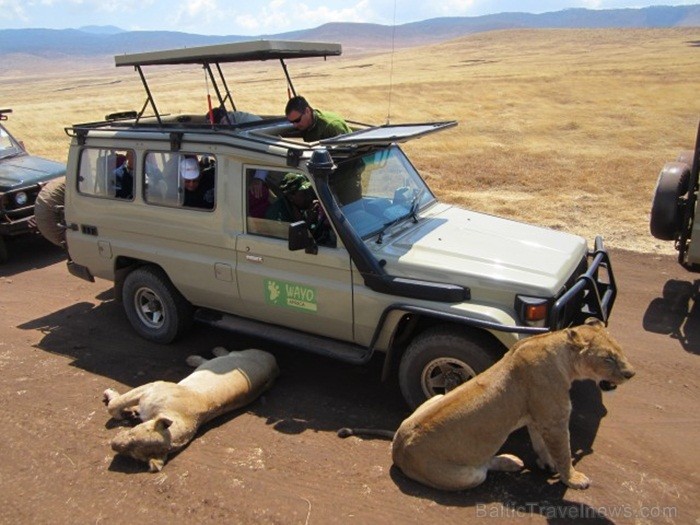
49;40;617;408
650;121;700;271
0;109;66;263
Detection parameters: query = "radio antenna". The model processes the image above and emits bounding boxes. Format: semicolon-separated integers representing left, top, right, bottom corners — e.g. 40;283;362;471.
386;0;397;125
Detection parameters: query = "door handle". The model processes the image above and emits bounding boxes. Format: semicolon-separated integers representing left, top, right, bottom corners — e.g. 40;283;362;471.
245;254;263;263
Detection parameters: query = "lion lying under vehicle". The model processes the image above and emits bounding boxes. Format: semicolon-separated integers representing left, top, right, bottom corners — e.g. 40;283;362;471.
103;348;279;472
339;318;635;491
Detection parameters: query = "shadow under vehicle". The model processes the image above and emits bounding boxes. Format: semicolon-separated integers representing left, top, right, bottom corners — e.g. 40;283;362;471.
46;39;617;408
0;109;66;264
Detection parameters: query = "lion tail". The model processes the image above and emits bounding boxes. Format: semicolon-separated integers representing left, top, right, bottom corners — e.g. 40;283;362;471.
337;427;395;440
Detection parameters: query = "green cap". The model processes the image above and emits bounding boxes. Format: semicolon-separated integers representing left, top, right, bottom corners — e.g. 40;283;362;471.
279;172;311;194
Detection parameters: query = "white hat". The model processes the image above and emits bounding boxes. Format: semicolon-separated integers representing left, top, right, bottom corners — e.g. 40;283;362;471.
180;157;200;180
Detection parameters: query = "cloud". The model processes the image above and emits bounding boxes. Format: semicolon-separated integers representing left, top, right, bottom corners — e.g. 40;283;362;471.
0;0;29;22
233;0;375;33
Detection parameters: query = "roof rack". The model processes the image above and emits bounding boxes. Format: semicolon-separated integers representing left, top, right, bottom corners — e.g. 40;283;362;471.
114;40;342;127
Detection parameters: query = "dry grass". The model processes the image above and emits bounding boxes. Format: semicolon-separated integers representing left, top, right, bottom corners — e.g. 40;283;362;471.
2;28;699;254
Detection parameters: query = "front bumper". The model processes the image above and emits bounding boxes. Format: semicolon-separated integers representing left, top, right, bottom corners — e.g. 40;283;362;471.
0;214;36;237
548;236;616;330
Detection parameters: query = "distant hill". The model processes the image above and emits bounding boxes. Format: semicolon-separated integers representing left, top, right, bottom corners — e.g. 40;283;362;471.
1;5;699;57
77;25;125;35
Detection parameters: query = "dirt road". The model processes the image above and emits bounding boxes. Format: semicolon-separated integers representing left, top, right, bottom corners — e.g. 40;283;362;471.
0;235;698;524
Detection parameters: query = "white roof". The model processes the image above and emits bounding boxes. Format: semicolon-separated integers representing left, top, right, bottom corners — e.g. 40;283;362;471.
115;40;342;67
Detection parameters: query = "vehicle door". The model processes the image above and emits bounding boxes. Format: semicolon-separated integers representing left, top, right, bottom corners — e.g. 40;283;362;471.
235;167;354;341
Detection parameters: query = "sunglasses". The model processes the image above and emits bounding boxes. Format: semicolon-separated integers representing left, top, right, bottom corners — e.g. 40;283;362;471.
288;109;305;124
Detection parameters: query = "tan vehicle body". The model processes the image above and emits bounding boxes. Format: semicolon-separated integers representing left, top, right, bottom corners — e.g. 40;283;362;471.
58;41;617;407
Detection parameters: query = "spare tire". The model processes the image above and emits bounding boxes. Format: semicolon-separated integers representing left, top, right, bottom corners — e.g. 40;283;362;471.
650;162;690;241
34;178;66;247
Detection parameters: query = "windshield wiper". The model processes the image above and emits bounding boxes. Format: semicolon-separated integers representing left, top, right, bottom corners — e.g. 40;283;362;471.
375;189;425;244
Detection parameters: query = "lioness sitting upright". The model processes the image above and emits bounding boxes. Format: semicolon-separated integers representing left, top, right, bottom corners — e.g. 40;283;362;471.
341;318;634;491
103;348;279;472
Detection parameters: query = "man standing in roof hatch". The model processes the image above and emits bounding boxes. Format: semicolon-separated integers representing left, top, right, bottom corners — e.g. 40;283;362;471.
284;95;351;142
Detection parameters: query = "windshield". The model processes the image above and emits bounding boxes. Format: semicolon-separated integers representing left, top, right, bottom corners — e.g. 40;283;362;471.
329;146;435;239
0;124;23;160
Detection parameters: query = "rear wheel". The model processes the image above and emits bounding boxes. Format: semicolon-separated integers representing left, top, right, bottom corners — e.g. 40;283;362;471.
398;326;500;409
122;266;194;343
650;162;690;241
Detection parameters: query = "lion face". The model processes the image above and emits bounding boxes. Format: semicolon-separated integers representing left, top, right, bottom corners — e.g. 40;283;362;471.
570;319;635;390
110;417;173;471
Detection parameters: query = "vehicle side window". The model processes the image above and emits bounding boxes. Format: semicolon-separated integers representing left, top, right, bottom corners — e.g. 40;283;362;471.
245;168;292;239
144;152;216;210
77;148;135;200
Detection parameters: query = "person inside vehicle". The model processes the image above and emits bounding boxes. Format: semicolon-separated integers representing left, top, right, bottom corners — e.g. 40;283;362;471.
181;156;215;209
114;150;134;200
265;172;335;246
209;107;261;126
284;95;351;142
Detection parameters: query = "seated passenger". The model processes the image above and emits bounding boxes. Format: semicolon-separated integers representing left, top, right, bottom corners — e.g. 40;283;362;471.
114;150;134;200
265;172;335;246
181;157;215;209
248;170;270;218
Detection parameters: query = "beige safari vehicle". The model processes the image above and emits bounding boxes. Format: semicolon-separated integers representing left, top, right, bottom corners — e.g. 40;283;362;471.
47;40;617;407
650;122;700;270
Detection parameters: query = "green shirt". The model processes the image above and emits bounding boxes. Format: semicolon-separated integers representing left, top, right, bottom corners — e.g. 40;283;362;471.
302;109;351;142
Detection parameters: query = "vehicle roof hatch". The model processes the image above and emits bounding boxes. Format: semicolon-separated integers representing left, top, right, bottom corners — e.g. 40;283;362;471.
319;121;457;147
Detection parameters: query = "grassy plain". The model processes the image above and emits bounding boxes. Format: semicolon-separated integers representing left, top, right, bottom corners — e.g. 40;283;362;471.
1;28;699;254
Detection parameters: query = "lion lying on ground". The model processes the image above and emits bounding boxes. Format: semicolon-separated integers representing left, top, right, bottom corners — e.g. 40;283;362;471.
339;318;634;491
103;348;279;472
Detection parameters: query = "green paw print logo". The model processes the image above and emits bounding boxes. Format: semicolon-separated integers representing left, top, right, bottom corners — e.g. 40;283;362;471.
267;280;281;303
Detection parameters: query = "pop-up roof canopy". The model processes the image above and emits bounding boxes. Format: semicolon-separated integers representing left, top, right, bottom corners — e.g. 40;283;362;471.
113;40;342;125
114;40;341;67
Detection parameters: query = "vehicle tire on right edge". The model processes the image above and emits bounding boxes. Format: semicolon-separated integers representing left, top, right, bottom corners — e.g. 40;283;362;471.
34;178;66;247
122;266;194;344
398;325;500;409
650;162;690;241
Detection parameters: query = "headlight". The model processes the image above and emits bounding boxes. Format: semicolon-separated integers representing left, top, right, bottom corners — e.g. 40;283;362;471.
14;191;28;206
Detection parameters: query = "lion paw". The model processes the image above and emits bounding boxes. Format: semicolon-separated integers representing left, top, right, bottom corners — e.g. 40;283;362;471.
489;454;524;472
103;388;119;406
564;470;591;490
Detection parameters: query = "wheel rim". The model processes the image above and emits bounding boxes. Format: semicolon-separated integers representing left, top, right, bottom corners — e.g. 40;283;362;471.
133;286;165;329
420;357;477;398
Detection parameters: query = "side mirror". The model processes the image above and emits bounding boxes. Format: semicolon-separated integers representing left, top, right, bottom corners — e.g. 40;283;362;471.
288;220;318;254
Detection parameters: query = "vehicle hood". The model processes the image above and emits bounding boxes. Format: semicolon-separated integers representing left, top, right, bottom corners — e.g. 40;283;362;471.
372;205;588;297
0;154;66;191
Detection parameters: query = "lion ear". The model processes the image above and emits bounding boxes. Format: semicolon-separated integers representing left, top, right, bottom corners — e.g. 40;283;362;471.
154;417;173;432
584;317;605;328
566;327;588;351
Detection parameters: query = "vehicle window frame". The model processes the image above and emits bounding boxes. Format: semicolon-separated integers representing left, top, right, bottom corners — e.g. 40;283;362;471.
76;147;136;201
143;151;217;211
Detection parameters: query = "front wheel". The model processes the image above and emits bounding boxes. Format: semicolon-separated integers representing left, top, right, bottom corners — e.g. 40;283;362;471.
122;266;194;343
398;326;500;409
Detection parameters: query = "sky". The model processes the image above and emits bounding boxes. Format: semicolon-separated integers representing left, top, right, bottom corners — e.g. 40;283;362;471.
0;0;698;36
